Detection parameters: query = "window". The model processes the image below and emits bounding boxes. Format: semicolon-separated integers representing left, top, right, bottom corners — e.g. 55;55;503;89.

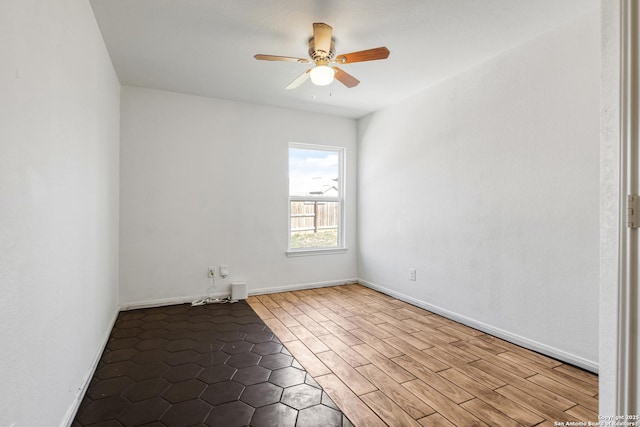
288;143;345;255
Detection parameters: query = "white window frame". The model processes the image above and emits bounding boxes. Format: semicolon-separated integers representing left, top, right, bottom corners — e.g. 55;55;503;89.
287;142;347;256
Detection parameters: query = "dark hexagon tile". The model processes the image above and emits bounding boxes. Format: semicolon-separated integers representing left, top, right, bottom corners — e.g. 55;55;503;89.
342;414;355;427
126;362;169;381
194;351;229;367
75;396;128;425
95;361;136;380
164;349;199;366
102;348;138;364
165;339;197;352
188;321;217;332
200;380;245;406
212;305;233;313
132;348;166;364
164;313;190;323
78;420;124;427
296;404;342;427
229;309;256;318
251;402;297;427
110;327;143;339
138;328;170;340
209;313;233;321
162;378;206;403
165;329;197;341
162;304;190;315
134;338;168;351
197;364;236;384
252;341;283;355
205;401;254;427
245;331;275;344
269;366;306;388
141;312;168;321
87;376;134;400
164;320;193;332
139;320;170;331
162;363;202;382
221;340;254;355
118;397;171;427
259;353;293;370
191;330;220;342
191;340;224;353
108;337;141;351
118;311;146;320
211;322;242;332
217;331;247;342
232;365;271;386
160;399;212;427
227;351;261;369
211;316;236;324
240;382;282;408
116;319;144;329
233;315;262;325
239;323;266;333
74;300;352;427
187;314;215;324
122;378;170;402
280;384;322;410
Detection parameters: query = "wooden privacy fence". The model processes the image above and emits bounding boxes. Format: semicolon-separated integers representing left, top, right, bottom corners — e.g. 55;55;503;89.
290;200;339;233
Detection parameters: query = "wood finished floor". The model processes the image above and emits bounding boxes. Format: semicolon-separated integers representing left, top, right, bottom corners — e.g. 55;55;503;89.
247;284;598;427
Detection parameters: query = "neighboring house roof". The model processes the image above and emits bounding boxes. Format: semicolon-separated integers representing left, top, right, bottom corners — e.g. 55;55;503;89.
308;177;338;197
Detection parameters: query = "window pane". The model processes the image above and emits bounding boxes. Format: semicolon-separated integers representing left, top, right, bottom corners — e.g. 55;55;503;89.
290;200;339;248
289;147;340;197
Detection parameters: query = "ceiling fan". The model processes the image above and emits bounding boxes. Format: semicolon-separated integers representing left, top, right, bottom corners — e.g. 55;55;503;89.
254;22;390;89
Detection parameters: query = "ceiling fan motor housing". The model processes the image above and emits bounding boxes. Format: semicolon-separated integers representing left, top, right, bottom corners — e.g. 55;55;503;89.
308;39;336;62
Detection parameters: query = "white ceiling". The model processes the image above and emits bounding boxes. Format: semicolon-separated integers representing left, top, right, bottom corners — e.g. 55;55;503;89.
89;0;598;119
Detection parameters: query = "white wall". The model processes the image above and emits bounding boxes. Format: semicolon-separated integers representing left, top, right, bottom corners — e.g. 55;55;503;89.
0;1;120;426
357;10;600;370
119;87;357;306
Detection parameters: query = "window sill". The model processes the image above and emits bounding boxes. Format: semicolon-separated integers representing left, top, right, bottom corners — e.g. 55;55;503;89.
286;247;348;257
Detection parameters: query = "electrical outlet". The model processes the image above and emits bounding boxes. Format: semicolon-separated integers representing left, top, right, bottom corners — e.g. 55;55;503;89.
208;266;216;278
409;268;416;281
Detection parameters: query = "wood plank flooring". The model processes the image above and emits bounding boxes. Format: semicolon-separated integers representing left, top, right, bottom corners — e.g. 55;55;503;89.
247;284;598;427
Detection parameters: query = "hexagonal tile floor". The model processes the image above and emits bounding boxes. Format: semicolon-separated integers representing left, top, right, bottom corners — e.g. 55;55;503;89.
72;301;353;427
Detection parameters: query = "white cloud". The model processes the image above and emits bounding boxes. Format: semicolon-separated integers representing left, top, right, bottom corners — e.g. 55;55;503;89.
289;149;339;195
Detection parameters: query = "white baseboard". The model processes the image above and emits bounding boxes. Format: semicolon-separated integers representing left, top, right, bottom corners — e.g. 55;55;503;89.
119;278;359;311
249;278;358;296
119;291;231;311
358;279;599;374
61;307;120;427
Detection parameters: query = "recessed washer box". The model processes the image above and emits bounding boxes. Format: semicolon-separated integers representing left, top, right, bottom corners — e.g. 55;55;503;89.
231;282;248;300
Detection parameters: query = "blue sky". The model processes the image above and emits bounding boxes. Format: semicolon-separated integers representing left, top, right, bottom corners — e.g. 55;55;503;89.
289;147;339;196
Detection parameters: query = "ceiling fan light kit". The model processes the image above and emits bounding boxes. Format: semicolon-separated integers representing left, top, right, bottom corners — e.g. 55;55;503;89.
309;62;334;86
254;22;390;90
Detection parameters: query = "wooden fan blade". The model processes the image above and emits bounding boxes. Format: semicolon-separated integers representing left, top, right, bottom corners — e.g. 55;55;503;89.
254;54;310;63
332;67;360;88
335;47;390;64
313;23;333;54
286;69;311;89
